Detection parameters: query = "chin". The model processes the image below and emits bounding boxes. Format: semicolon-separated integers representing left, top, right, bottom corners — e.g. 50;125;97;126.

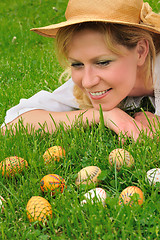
93;103;116;112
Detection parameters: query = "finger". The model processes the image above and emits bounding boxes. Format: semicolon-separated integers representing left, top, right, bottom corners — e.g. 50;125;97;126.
118;133;126;144
144;127;154;139
134;112;141;117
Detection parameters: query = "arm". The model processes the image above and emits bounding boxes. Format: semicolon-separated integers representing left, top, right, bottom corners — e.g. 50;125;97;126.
1;107;151;141
1;108;100;134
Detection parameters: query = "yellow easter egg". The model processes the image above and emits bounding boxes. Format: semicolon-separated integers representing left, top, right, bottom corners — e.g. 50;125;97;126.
26;196;52;223
43;146;65;164
119;186;143;206
75;166;101;186
109;148;134;170
0;156;28;177
40;174;66;196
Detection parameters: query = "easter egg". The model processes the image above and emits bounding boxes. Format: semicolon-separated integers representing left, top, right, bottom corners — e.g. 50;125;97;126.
119;186;143;206
40;174;66;196
81;188;107;206
146;168;160;188
109;148;134;170
75;166;101;186
0;156;28;177
43;146;65;164
26;196;52;224
0;196;6;212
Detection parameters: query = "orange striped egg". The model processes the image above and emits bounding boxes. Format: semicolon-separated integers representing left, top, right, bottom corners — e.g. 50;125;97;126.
109;148;134;170
75;166;101;186
0;156;28;177
119;186;143;206
26;196;52;224
43;146;65;164
40;174;66;196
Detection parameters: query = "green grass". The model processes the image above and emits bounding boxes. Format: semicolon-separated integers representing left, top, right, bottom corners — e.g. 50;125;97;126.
0;0;160;239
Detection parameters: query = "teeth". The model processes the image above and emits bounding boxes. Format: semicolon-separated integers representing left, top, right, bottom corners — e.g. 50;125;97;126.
90;90;108;96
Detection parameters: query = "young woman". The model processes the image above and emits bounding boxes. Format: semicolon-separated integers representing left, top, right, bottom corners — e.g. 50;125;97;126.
2;0;160;140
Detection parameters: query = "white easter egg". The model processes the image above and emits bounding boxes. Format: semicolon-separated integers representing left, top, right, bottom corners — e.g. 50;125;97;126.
0;196;5;212
81;188;107;206
146;168;160;187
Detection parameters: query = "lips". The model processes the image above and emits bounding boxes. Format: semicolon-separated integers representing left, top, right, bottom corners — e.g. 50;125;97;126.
89;88;112;99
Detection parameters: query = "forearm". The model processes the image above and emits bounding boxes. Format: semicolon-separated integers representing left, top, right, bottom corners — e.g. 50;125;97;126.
1;108;100;134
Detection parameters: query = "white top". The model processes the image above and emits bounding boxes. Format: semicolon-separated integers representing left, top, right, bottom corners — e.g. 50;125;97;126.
2;53;160;127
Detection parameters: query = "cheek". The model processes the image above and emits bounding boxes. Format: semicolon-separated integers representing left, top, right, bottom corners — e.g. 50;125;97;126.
71;70;83;88
111;60;137;85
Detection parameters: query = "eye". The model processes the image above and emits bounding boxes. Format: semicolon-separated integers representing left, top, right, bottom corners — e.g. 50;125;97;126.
96;60;112;66
71;62;84;68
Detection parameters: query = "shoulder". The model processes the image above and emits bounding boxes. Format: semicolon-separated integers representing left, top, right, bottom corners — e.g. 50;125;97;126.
155;52;160;68
153;53;160;87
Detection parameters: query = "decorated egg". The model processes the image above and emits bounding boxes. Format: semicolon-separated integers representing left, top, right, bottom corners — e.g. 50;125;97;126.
0;196;6;212
26;196;52;224
43;146;65;164
40;174;66;196
109;148;134;170
0;156;28;177
146;168;160;188
81;188;107;206
119;186;143;206
75;166;101;186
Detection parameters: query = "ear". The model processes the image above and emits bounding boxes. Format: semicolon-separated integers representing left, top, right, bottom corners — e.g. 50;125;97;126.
136;39;149;66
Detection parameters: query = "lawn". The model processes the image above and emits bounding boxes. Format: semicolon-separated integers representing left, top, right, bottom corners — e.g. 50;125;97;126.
0;0;160;239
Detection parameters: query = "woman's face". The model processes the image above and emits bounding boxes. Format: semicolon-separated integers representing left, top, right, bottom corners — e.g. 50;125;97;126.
67;29;140;111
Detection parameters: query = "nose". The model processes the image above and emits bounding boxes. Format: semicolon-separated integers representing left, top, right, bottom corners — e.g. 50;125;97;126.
82;66;100;89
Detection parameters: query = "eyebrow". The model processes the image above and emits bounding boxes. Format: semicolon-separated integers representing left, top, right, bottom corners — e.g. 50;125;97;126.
68;55;116;62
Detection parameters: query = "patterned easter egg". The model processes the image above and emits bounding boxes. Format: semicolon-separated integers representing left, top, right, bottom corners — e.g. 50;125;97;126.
26;196;52;223
146;168;160;188
75;166;101;186
43;146;65;164
0;156;28;177
119;186;143;206
81;188;107;206
109;149;134;170
0;196;6;212
40;174;66;196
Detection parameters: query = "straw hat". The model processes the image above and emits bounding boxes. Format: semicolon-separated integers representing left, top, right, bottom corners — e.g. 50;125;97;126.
31;0;160;38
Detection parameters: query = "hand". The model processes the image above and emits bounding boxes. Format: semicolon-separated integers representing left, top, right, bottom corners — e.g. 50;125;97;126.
134;111;160;132
102;108;152;141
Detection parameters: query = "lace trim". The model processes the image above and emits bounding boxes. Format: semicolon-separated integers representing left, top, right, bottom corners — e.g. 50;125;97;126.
154;89;160;115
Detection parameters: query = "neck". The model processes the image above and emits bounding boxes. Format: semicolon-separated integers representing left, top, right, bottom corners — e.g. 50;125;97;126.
129;66;154;97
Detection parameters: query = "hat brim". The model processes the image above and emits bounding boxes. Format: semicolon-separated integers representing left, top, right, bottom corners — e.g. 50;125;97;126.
30;18;160;38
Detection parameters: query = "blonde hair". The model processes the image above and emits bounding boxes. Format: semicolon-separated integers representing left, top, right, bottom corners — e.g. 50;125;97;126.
56;22;160;109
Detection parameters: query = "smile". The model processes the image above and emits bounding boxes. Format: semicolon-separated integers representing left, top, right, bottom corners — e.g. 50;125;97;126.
90;88;112;96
